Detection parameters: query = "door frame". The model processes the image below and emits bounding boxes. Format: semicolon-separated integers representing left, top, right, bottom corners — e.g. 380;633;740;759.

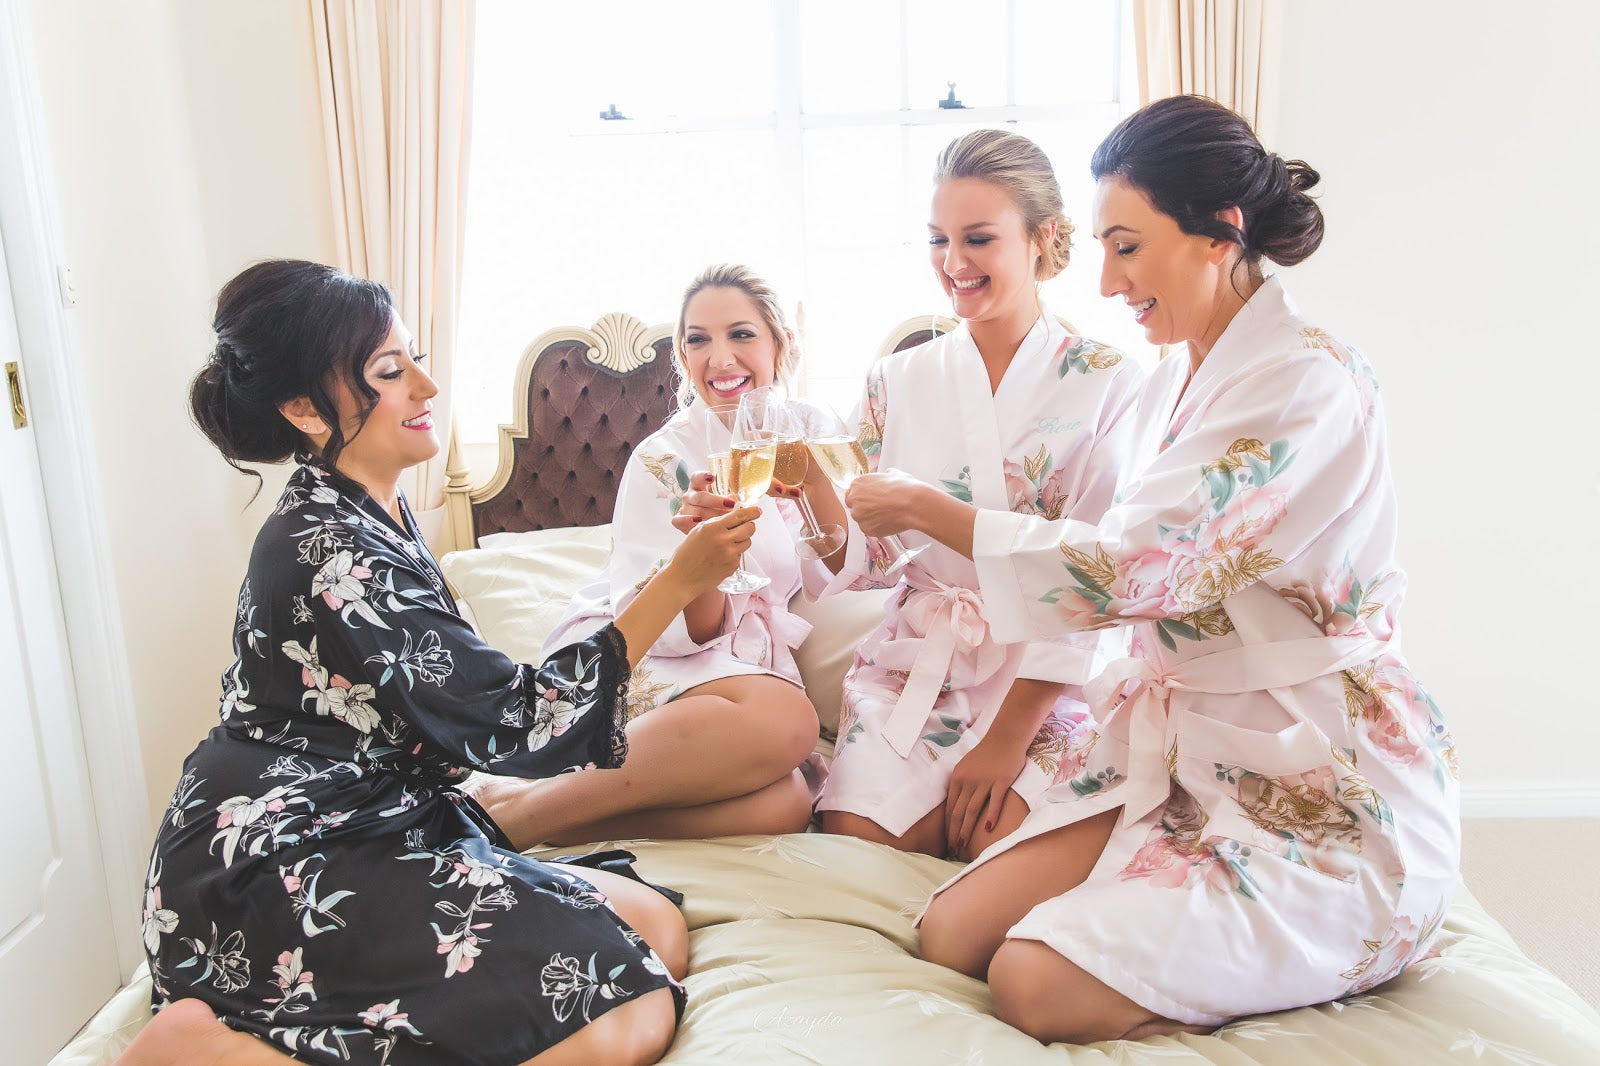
0;0;151;980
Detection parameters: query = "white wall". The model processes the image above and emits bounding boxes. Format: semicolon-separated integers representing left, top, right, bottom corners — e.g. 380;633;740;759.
22;0;335;824
1274;0;1600;810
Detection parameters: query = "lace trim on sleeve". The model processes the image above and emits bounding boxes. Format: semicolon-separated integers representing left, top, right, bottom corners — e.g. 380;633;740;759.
593;623;631;768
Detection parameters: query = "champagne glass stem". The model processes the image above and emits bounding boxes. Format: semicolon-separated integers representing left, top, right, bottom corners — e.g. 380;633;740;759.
794;491;824;536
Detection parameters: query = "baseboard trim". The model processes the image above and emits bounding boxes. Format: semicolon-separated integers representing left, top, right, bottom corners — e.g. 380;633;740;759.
1462;783;1600;819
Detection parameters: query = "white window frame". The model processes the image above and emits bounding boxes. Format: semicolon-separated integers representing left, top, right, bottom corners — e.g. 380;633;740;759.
460;0;1133;446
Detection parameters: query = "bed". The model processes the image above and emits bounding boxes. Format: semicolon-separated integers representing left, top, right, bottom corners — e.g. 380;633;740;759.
53;314;1600;1065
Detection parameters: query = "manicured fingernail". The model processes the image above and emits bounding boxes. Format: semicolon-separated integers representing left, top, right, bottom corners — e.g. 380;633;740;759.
722;497;735;508
985;821;994;831
690;516;703;524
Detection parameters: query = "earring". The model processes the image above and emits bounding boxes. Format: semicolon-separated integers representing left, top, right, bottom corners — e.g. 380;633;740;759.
301;423;310;430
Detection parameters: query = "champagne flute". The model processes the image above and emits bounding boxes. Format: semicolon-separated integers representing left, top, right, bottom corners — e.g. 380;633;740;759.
738;386;846;560
705;403;773;594
792;401;926;574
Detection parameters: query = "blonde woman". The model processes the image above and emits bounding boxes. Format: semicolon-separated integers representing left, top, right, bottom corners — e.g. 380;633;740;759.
811;130;1145;860
477;265;825;848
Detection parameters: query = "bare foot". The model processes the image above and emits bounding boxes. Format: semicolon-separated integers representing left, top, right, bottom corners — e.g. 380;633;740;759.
113;999;291;1066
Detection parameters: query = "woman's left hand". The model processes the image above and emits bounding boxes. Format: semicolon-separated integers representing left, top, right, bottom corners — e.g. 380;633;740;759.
843;470;925;537
945;734;1027;854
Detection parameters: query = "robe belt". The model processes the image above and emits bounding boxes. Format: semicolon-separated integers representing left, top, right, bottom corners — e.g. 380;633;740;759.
880;571;1006;758
734;590;813;651
1069;634;1388;829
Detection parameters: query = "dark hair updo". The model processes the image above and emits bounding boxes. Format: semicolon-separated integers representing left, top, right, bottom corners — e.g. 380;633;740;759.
189;259;395;488
1090;95;1324;268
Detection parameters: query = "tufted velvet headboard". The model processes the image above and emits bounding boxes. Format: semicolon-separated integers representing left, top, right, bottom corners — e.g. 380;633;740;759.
442;313;679;548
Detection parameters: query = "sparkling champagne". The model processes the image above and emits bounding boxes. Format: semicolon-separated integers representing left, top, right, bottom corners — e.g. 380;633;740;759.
708;451;733;495
728;442;777;505
771;438;809;489
805;435;869;487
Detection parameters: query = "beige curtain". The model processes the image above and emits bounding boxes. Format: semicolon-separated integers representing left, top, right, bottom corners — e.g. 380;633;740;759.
1133;0;1282;143
309;0;475;547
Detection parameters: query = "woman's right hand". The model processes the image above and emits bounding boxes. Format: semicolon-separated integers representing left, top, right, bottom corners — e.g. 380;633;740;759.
665;504;761;594
670;471;737;533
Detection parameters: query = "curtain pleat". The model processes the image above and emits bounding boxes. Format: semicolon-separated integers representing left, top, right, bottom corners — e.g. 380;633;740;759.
1133;0;1281;142
309;0;475;548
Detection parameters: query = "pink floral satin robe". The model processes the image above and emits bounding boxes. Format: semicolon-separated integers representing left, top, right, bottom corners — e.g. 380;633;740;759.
816;313;1144;835
933;278;1461;1027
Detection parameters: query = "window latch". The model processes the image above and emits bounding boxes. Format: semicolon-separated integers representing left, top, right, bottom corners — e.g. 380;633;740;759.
938;82;967;110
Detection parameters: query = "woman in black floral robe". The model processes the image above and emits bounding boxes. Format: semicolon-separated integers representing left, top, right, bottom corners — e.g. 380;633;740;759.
121;261;757;1066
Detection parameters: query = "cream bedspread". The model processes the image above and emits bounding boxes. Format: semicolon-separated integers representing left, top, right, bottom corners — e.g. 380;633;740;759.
53;833;1600;1065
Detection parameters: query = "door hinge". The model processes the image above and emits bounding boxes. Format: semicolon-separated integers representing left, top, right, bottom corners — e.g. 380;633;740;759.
6;362;27;429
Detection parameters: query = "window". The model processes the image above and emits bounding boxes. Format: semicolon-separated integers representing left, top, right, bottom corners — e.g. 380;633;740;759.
456;0;1145;449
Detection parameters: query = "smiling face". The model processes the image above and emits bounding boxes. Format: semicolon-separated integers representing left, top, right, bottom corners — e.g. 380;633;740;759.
928;176;1044;335
679;285;783;408
1094;175;1242;357
328;315;440;490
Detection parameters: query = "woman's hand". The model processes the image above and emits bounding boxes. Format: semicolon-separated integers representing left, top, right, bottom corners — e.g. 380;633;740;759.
670;471;736;533
614;504;758;667
843;470;927;537
664;505;760;594
945;733;1028;854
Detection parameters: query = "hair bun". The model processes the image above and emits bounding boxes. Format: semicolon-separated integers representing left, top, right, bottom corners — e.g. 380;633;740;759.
192;259;395;497
1251;154;1324;267
1091;96;1327;270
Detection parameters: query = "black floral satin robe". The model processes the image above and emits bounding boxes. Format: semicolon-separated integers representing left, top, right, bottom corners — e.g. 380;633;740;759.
142;457;682;1064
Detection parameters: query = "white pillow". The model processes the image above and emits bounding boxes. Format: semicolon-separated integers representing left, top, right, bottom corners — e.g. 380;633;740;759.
441;521;888;739
789;587;891;737
476;525;612;551
439;524;613;663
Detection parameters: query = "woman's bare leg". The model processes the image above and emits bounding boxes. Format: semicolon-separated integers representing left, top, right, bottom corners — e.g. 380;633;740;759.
478;676;819;849
545;770;812;846
820;806;946;857
553;864;689;980
523;987;678;1066
989;939;1213;1044
112;1000;292;1066
917;808;1118;978
817;764;1034;862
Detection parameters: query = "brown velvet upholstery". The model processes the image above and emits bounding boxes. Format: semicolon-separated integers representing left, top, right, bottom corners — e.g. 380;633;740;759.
889;326;948;354
472;336;678;536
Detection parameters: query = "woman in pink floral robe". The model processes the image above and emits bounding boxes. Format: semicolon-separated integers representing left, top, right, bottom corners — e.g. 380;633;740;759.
811;130;1143;861
846;97;1460;1041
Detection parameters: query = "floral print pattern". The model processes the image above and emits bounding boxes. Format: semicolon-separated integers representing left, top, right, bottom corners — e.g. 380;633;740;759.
1119;787;1263;900
1235;767;1363;882
1055;335;1123;377
142;457;681;1063
637;450;692;515
1004;445;1075;520
1045;437;1296;637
